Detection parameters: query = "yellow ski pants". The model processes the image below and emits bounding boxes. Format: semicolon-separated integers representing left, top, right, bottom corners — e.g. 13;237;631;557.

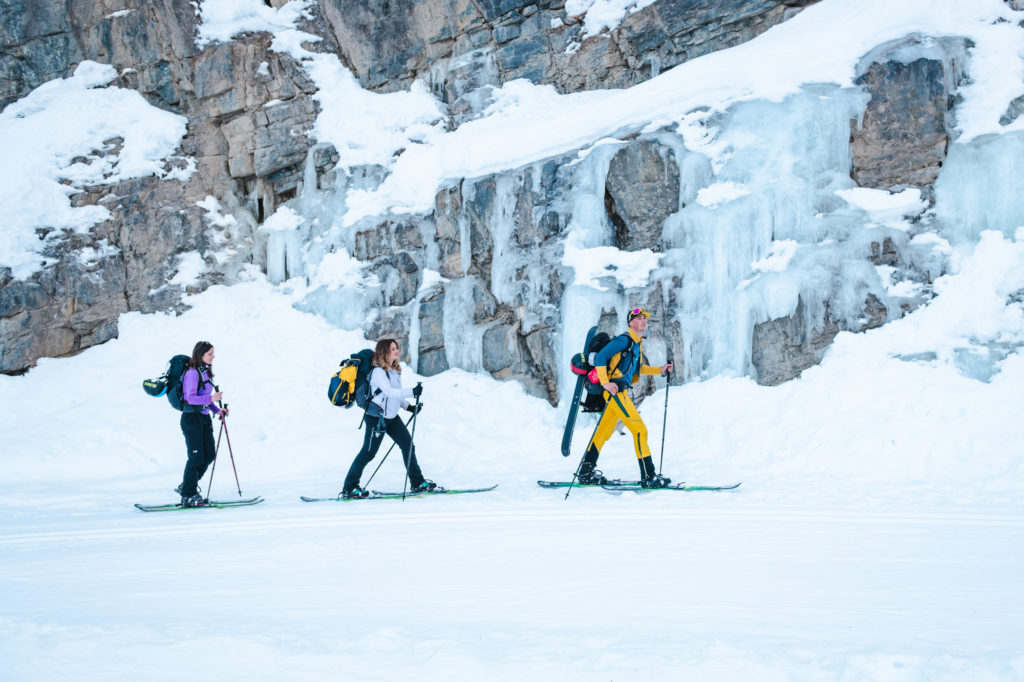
587;390;650;460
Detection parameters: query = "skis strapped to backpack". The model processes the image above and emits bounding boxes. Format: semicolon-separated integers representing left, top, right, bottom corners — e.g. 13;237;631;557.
561;326;597;457
560;326;637;457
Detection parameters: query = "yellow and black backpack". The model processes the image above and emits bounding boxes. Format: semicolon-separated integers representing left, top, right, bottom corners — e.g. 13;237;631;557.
327;348;374;409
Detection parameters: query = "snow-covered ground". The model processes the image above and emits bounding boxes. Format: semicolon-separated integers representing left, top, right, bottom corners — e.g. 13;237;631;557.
3;0;1024;678
2;228;1023;679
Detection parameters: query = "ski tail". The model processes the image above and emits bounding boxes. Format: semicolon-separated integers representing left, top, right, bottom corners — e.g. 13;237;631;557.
560;376;586;457
370;484;498;496
134;496;264;512
561;325;599;457
600;482;742;492
538;479;639;488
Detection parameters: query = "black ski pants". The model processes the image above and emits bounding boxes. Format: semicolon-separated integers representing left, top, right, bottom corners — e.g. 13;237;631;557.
180;412;216;497
343;413;423;491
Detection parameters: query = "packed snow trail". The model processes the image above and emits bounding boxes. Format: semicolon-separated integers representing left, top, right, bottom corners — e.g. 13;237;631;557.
1;495;1021;681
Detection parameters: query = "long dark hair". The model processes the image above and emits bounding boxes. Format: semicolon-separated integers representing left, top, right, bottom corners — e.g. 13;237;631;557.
189;340;214;379
372;339;401;372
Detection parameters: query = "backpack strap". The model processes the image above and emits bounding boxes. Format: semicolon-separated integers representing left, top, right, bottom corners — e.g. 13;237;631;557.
182;366;213;413
608;332;635;379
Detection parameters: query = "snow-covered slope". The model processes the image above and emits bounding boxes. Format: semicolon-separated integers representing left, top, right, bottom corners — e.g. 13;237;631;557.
2;0;1024;678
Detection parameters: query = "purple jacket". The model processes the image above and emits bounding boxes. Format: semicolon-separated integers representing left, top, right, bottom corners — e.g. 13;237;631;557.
182;366;220;415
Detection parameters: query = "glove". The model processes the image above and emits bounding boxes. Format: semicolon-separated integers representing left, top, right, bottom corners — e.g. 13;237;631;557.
412;383;423;399
406;403;424;414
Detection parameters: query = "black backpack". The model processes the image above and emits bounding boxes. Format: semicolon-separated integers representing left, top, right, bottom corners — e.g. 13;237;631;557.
327;348;375;409
142;355;192;411
570;332;634;396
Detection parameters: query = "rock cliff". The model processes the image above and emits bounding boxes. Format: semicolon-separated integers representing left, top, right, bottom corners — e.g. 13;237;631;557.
1;0;1009;407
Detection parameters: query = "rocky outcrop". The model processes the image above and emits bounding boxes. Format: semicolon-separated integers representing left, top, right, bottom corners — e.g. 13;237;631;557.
0;1;326;372
851;35;970;190
412;160;571;402
0;248;126;372
417;285;449;376
751;293;889;386
605;139;680;251
316;0;820;104
752;298;838;386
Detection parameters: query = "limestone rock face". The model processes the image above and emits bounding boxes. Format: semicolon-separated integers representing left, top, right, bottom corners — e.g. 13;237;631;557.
605;140;680;251
0;252;127;371
316;0;819;102
850;36;970;190
0;1;323;372
424;159;571;403
417;286;449;377
751;298;840;386
1;0;958;403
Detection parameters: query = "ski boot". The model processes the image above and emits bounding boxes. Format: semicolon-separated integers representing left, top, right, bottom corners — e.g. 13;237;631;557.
181;493;205;507
410;480;438;493
638;456;671;488
577;446;608;485
342;486;370;499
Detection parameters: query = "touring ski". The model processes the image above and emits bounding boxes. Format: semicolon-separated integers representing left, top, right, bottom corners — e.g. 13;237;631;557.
134;496;264;512
300;491;426;502
370;484;499;496
538;479;639;489
561;325;598;457
601;482;742;493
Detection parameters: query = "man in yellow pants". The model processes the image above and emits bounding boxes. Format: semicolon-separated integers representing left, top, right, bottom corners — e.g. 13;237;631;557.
577;307;674;488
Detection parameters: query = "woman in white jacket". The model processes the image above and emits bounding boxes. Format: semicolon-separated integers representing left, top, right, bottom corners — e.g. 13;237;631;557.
341;338;434;498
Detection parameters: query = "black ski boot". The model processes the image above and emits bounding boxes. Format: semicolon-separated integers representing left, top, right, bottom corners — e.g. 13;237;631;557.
411;480;438;493
577;445;608;485
175;484;200;497
181;493;205;507
639;456;671;488
342;486;370;499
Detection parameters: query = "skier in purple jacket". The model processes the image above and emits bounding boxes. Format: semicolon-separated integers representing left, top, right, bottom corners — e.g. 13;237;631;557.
177;341;229;507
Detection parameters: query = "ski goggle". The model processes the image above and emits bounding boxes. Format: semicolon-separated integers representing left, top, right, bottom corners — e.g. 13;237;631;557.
627;307;651;322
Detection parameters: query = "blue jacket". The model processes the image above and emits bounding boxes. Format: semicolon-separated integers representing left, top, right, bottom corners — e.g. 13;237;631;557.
594;329;659;388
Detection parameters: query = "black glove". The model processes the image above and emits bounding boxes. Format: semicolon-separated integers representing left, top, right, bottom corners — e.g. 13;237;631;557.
406;403;423;414
412;383;423;399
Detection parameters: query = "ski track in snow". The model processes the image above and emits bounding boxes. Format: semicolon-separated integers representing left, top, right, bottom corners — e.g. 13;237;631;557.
2;496;1022;680
5;503;1024;548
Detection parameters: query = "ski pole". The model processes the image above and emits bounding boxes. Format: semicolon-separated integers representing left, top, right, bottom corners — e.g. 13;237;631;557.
220;415;242;496
207;414;225;502
402;384;422;501
210;391;242;497
363;413;415;488
206;385;229;500
565;451;586;500
658;358;671;477
566;397;611;500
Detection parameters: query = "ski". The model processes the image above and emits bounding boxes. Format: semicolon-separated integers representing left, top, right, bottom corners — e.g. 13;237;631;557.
299;491;426;502
601;482;742;492
370;484;499;496
561;325;598;457
537;479;640;489
134;497;264;512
